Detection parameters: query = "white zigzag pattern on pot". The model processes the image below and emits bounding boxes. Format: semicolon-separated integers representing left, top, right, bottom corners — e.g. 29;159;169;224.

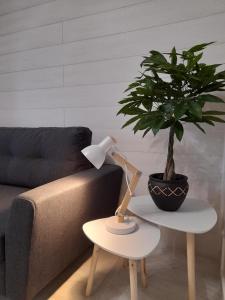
148;184;188;197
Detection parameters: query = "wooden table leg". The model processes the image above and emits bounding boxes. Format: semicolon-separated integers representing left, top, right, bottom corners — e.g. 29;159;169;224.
86;244;100;296
129;260;138;300
187;233;196;300
122;258;129;269
221;233;225;300
140;258;147;288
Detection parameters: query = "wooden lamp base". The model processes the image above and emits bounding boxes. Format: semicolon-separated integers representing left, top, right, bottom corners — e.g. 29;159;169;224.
105;216;137;235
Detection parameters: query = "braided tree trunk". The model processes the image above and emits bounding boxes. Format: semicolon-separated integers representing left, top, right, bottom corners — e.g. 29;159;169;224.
163;126;175;181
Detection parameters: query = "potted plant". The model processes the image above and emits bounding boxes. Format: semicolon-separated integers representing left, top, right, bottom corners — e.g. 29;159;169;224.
117;42;225;211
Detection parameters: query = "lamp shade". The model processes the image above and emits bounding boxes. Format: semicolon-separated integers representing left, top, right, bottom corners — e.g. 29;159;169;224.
81;136;115;169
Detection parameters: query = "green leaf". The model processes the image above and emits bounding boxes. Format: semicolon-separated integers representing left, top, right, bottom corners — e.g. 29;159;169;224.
145;78;154;91
186;53;203;71
202;117;215;126
204;116;225;123
142;128;151;137
188;102;202;118
133;117;152;133
121;116;141;129
159;103;173;113
151;117;165;135
205;121;215;126
160;120;173;129
124;82;139;92
170;47;177;65
142;98;153;111
174;121;184;141
193;122;206;134
203;82;225;93
117;104;145;115
198;94;225;103
136;87;147;95
188;42;214;53
174;102;187;119
195;52;203;62
215;70;225;79
149;50;168;65
203;110;225;116
118;97;134;104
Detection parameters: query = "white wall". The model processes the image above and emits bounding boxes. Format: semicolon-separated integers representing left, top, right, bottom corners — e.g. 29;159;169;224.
0;0;224;260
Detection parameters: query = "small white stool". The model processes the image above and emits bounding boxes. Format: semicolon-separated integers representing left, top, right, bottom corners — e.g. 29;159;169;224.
83;216;160;300
129;196;218;300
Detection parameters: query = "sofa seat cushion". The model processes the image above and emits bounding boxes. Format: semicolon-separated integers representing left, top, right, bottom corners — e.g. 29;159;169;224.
0;184;28;262
0;127;92;188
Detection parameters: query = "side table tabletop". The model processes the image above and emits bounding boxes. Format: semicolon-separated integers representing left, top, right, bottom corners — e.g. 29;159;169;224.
83;216;160;300
128;195;217;300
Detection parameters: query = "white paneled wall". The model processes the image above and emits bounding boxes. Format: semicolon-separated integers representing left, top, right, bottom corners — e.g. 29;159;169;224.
0;23;62;55
0;0;52;16
0;0;224;260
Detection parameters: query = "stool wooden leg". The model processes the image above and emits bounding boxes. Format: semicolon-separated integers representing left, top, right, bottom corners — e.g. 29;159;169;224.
187;233;196;300
86;244;100;296
140;258;147;288
129;259;138;300
221;233;225;300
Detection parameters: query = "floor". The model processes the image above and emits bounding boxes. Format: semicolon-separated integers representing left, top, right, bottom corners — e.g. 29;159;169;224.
40;249;222;300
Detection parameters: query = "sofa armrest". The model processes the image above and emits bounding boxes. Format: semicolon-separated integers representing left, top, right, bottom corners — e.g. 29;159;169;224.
5;164;123;300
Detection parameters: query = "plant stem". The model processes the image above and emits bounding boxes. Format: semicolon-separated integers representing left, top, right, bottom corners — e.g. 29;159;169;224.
163;126;175;181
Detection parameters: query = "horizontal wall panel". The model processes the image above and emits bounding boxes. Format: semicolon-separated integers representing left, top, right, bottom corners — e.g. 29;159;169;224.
64;57;141;86
149;125;225;158
63;0;225;43
0;0;146;36
62;13;225;64
92;129;151;152
0;83;127;109
179;125;225;159
204;43;225;64
133;174;148;195
72;148;221;195
123;150;222;180
0;23;62;56
0;108;64;127
122;151;166;177
93;123;225;160
1;13;225;74
65;106;124;129
0;45;62;73
63;47;225;86
0;0;52;16
0;67;63;91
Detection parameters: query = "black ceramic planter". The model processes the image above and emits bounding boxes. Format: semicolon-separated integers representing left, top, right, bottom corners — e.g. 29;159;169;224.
148;173;189;211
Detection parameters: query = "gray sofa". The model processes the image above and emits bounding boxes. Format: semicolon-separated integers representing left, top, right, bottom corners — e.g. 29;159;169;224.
0;127;123;300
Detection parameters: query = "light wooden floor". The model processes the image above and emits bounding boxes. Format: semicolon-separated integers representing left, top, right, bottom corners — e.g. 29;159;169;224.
38;249;222;300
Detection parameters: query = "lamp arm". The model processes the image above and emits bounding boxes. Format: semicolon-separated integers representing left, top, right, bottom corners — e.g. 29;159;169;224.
111;152;142;223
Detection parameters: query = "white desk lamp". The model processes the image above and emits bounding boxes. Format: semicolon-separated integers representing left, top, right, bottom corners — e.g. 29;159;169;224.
82;136;142;235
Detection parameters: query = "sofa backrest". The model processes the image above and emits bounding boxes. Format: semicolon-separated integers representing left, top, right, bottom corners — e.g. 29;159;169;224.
0;127;92;188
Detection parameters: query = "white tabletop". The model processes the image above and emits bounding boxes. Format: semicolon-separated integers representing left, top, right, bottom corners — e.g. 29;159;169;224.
128;195;217;234
83;217;160;259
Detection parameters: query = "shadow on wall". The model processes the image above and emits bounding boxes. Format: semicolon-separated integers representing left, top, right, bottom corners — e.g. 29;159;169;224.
166;122;225;261
129;120;225;260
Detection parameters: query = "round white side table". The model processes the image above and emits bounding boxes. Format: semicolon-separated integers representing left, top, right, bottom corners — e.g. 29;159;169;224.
83;216;160;300
128;195;217;300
